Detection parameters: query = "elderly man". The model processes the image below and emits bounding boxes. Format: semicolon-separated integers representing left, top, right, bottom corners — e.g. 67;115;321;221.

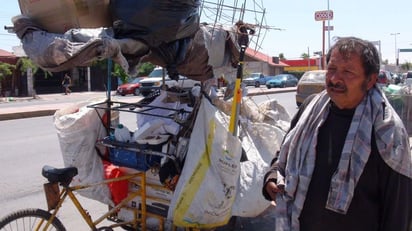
263;37;412;231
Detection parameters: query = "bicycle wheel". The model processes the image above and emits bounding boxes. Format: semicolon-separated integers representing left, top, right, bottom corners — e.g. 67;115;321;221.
0;208;66;231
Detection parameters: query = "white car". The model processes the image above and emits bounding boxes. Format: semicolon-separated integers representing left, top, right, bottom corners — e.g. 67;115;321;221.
139;68;201;96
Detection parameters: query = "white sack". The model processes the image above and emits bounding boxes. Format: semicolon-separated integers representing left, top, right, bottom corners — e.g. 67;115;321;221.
53;99;113;206
213;97;289;217
169;97;242;229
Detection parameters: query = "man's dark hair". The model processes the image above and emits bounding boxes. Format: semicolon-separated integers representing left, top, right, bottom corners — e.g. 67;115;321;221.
326;37;380;77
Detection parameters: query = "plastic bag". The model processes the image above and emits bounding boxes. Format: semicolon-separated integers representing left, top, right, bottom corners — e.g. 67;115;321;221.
110;0;200;46
53;99;114;205
169;97;242;228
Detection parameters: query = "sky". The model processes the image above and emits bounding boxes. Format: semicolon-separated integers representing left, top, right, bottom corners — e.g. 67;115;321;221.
0;1;411;65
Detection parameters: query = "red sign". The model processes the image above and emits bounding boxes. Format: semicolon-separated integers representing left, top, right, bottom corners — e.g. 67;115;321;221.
315;10;333;21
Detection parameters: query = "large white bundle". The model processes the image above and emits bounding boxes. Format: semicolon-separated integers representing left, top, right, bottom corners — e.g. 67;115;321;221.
53;99;114;206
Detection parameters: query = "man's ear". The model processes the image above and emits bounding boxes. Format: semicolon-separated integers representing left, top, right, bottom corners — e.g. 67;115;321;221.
367;73;377;90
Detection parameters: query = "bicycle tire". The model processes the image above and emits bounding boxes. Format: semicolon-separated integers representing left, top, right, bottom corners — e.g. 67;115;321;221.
0;208;66;231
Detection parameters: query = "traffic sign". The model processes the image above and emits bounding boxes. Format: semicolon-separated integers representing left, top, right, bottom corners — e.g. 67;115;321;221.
315;10;333;21
399;48;412;52
324;26;334;31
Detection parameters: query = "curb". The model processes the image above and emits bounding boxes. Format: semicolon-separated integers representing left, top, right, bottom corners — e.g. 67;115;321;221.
0;109;57;121
247;87;295;96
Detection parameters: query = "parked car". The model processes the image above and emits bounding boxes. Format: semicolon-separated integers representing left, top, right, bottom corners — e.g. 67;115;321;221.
377;69;392;87
116;77;146;96
265;74;298;89
139;67;201;96
295;70;327;107
406;71;412;79
405;71;412;85
243;73;269;87
392;73;401;84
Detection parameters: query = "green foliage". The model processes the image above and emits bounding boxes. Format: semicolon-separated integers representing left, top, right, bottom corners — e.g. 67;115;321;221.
138;62;156;76
112;62;156;84
112;63;128;84
93;59;109;69
0;62;15;81
17;57;38;74
279;53;286;60
401;62;411;71
301;53;309;59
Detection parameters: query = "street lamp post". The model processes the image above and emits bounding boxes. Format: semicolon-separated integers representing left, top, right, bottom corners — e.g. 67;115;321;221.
327;0;330;50
390;32;400;66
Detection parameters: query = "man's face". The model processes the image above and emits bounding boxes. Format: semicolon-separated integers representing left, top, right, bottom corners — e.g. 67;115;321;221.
325;49;376;109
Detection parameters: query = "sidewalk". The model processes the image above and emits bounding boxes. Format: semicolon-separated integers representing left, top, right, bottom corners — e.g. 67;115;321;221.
0;91;123;121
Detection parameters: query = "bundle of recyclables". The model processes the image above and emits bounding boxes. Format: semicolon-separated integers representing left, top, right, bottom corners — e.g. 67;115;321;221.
97;89;196;182
102;123;170;171
54;87;289;229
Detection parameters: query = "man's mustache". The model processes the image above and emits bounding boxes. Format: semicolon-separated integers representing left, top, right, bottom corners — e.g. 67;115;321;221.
327;82;346;90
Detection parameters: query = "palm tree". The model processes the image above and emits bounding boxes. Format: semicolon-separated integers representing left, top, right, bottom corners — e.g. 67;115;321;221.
301;53;309;59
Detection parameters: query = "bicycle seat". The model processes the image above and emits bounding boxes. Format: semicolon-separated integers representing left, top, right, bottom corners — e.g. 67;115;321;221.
42;165;78;186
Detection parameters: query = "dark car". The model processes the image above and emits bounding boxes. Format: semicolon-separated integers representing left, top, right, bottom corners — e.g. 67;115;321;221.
405;71;412;85
116;77;146;96
265;74;298;89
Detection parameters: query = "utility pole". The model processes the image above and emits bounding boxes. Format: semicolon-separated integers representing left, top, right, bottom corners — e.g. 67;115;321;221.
327;0;331;50
390;32;400;66
308;47;311;71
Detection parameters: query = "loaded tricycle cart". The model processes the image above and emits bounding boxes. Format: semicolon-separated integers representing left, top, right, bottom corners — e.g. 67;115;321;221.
0;1;284;230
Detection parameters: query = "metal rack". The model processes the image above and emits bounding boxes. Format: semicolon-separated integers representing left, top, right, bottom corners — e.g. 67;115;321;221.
86;83;200;230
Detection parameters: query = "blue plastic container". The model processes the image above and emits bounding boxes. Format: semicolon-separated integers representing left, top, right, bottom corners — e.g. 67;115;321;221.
109;144;162;171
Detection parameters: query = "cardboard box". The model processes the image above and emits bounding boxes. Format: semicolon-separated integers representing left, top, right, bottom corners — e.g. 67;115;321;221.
129;181;173;201
117;207;166;230
125;193;170;218
120;166;164;186
18;0;111;33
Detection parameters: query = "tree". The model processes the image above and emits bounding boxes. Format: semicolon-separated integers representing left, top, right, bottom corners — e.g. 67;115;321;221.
113;62;156;84
0;62;15;95
301;53;309;59
138;62;155;76
401;61;411;71
279;53;286;60
0;62;14;80
112;63;128;84
17;57;38;75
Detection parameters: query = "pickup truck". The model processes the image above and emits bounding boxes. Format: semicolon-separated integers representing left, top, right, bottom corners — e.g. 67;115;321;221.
139;67;201;96
242;73;270;87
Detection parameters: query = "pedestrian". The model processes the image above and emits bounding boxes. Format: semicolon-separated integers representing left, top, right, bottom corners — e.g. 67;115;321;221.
62;73;72;95
262;37;412;231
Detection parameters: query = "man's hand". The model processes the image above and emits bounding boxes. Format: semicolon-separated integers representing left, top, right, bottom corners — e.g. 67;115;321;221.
265;180;284;206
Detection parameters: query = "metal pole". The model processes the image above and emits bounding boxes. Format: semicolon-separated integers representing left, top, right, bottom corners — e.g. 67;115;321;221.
390;32;400;66
322;21;326;70
106;59;112;134
327;0;331;50
87;67;91;92
229;45;246;135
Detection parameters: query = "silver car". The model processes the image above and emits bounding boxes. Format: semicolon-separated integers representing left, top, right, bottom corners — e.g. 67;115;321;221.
295;70;327;106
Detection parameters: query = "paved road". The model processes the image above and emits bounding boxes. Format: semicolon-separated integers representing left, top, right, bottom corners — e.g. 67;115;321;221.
0;87;296;121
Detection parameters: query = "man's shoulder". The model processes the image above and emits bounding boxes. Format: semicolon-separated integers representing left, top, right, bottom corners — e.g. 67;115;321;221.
290;93;318;130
